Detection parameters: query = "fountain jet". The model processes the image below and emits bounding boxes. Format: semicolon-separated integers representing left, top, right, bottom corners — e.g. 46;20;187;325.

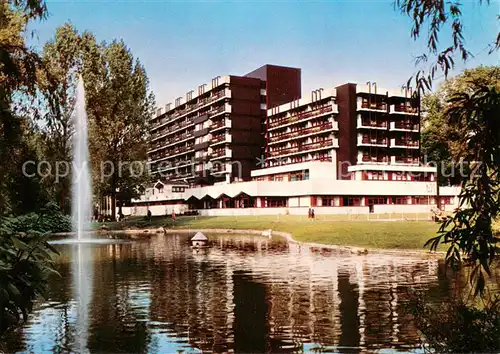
72;76;93;240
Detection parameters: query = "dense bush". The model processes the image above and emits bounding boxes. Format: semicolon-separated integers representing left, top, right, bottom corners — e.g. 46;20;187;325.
0;217;60;335
8;202;71;234
405;291;500;353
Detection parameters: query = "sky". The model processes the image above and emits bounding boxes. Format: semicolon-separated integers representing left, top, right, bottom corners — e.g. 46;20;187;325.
28;0;499;107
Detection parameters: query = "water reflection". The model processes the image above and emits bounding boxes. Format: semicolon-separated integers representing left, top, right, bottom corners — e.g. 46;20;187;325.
2;234;487;353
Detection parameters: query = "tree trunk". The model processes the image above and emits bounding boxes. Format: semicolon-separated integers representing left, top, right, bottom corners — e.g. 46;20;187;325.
111;190;116;220
110;171;117;220
436;168;441;210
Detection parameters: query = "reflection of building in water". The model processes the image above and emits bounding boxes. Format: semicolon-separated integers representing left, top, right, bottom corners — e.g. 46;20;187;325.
143;235;441;352
5;235;450;354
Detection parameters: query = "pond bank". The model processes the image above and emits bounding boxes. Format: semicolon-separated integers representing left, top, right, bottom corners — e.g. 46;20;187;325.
54;224;444;258
91;215;444;251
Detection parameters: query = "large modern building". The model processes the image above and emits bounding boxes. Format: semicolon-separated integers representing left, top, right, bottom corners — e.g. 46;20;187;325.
148;65;301;185
124;64;459;217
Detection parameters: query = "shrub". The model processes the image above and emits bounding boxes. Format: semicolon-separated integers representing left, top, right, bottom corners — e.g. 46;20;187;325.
8;202;71;234
0;217;60;335
405;291;500;353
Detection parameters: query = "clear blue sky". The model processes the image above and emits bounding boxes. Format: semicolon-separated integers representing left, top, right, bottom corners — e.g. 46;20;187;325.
28;0;498;106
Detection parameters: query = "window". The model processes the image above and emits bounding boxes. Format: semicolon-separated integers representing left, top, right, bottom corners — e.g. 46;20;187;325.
342;197;362;206
391;197;408;205
172;187;186;193
321;196;335;207
393;172;409;181
290;170;309;181
264;197;287;208
367;196;386;205
412;196;430;205
368;171;385;180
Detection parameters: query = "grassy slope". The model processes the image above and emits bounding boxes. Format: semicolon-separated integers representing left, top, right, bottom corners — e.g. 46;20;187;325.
99;215;442;250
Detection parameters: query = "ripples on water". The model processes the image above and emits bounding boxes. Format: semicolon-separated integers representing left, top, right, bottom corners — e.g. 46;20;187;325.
1;234;488;353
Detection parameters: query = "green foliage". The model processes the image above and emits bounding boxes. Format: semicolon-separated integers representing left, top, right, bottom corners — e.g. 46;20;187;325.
425;84;500;296
406;291;500;353
0;216;60;335
8;202;72;234
395;0;499;91
421;66;500;186
80;34;155;218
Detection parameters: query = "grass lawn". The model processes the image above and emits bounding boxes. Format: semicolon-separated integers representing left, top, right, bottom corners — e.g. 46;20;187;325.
98;214;444;251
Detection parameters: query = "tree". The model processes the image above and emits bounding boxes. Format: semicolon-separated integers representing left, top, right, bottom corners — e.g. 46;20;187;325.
426;83;500;296
0;3;43;215
395;0;499;91
0;0;61;338
80;35;155;220
421;66;500;186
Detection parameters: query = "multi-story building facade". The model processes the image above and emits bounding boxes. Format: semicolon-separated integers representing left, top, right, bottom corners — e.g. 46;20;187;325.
148;65;301;185
126;64;459;217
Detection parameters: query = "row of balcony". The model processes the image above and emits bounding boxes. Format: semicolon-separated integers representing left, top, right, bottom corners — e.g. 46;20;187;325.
151;119;194;140
150;89;230;130
393;103;418;114
358;136;420;148
210;117;232;130
269;122;337;144
268;104;335;129
210;148;232;160
149;144;195;161
358;102;419;115
268;139;335;158
211;133;232;145
356;118;419;132
358;154;420;165
267;154;332;167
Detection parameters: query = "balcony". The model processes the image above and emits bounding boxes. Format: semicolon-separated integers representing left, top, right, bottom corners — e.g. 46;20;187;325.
149;89;230;131
211;118;232;131
268;139;335;158
210;133;231;146
390;104;418;115
392;156;420;165
357;101;388;112
357;117;388;130
211;163;229;174
269;121;337;144
150;119;194;141
170;144;193;156
358;153;389;164
390;138;419;149
268;104;336;129
207;103;232;118
390;121;419;132
358;136;388;147
210;148;232;160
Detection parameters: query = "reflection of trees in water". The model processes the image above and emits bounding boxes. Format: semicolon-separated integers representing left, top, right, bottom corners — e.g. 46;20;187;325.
7;234;491;353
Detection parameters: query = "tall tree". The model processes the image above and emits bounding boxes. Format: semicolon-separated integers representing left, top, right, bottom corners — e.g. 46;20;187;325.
421;66;500;185
0;3;44;214
80;35;154;219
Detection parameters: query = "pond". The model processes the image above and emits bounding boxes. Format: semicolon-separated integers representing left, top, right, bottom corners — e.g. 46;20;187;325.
0;233;488;353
